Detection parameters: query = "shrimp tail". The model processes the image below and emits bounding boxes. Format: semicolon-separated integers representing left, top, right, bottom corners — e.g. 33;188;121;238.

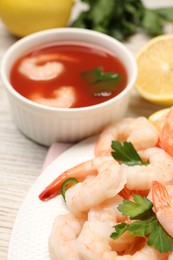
39;159;97;201
152;181;171;212
39;173;68;201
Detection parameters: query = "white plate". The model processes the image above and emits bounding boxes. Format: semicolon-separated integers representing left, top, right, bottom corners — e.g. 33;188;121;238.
8;136;96;260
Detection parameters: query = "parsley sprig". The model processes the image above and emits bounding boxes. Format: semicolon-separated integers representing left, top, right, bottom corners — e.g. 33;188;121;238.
81;67;122;94
111;141;149;166
111;194;173;253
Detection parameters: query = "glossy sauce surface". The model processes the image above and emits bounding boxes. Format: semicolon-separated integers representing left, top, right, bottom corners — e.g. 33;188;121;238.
10;42;128;108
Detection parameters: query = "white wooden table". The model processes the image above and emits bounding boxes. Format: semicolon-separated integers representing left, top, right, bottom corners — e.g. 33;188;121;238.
0;22;48;260
0;1;172;259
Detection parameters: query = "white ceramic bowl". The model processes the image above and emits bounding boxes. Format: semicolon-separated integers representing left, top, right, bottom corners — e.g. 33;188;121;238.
1;28;137;146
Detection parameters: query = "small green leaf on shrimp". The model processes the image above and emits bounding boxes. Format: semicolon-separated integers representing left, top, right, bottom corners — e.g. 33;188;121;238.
110;222;129;239
118;194;153;219
111;141;149;166
111;194;173;253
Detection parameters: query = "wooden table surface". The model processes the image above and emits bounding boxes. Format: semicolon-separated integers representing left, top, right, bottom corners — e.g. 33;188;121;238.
0;1;172;259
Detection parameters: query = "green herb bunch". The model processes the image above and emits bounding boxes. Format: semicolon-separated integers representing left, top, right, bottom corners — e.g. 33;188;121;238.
111;194;173;253
71;0;173;41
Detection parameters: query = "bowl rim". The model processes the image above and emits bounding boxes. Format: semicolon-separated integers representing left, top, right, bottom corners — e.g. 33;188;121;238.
0;28;137;112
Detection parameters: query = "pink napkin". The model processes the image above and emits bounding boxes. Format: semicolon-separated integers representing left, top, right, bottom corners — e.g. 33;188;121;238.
42;142;74;171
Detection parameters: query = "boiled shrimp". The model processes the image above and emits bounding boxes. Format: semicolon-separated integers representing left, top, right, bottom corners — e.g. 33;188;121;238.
95;117;159;156
19;53;78;80
76;221;163;260
169;253;173;260
49;213;84;260
76;221;117;260
120;147;173;191
30;86;76;108
39;155;127;201
152;181;173;238
88;195;126;225
88;196;139;254
65;156;127;217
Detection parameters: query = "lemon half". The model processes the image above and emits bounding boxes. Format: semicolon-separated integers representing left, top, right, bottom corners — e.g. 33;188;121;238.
136;34;173;105
0;0;74;37
148;108;170;131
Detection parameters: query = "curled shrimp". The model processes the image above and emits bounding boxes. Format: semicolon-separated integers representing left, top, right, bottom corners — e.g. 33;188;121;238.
95;117;159;156
152;181;173;238
65;156;127;217
88;196;139;255
39;156;127;201
49;213;84;260
30;86;76;108
88;195;126;225
120;147;173;191
77;221;117;259
19;53;78;81
76;221;163;259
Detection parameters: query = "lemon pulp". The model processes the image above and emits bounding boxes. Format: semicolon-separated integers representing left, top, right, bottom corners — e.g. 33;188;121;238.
136;34;173;105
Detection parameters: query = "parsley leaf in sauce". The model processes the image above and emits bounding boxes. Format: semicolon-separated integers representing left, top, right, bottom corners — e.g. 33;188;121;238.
81;67;121;94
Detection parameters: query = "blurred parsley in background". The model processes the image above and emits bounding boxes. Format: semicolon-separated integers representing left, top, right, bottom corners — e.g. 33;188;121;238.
71;0;173;41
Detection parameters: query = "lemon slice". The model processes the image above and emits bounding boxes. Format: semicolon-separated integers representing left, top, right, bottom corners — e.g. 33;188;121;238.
136;34;173;105
148;108;170;132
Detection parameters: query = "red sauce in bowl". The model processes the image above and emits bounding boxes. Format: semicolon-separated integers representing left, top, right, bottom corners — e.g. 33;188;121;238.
10;42;128;108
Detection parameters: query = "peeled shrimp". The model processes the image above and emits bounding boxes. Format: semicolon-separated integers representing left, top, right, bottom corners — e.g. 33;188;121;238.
39;155;127;201
19;54;67;80
95;117;159;156
30;86;76;108
65;156;127;217
120;147;173;191
169;253;173;260
77;221;117;260
88;195;126;225
152;181;173;238
49;213;84;260
88;196;139;254
76;221;163;260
